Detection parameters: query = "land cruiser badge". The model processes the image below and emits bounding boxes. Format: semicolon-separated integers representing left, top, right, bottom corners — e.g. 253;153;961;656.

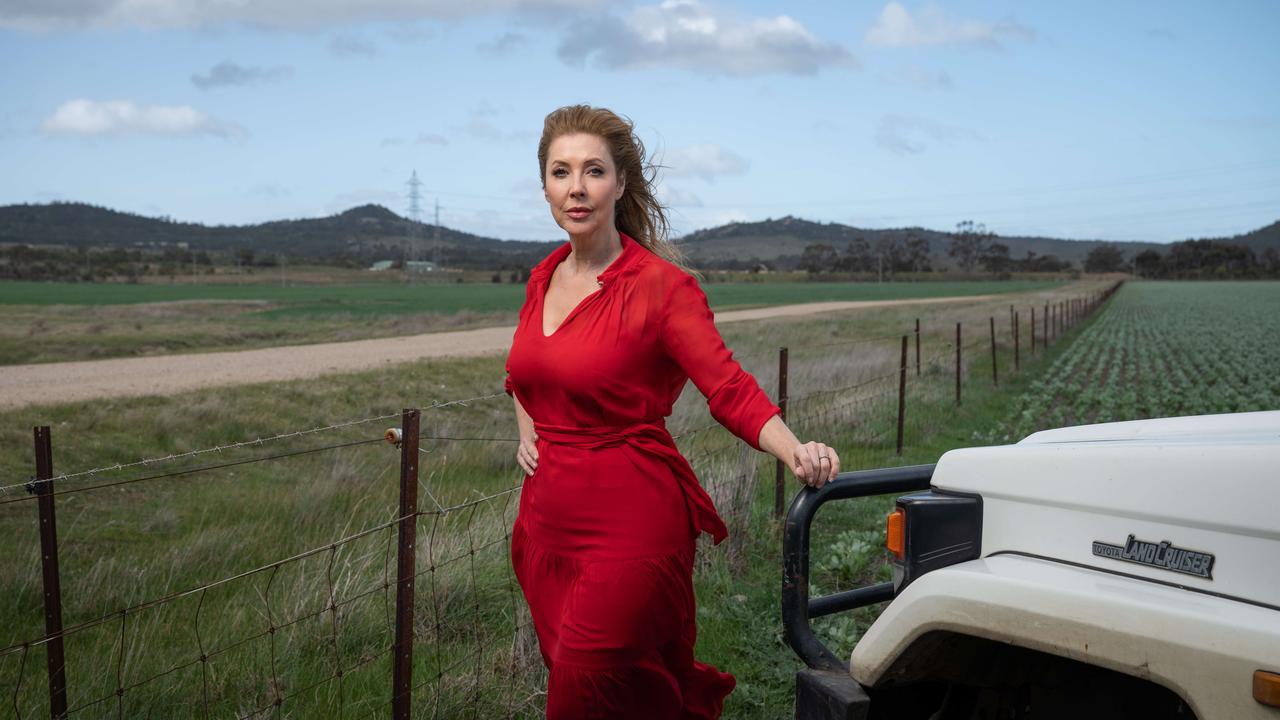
1092;535;1214;579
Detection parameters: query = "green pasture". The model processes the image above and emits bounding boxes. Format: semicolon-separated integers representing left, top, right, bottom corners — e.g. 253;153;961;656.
0;279;1059;365
0;281;1107;718
0;279;1057;312
0;280;529;315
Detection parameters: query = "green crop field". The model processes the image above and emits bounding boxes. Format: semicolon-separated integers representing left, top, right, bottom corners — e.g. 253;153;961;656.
995;281;1280;440
0;280;1058;365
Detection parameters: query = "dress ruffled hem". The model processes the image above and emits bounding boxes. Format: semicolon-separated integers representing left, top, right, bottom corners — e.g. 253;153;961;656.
513;523;735;719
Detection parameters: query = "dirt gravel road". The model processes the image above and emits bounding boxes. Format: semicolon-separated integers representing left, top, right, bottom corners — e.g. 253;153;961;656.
1;295;996;409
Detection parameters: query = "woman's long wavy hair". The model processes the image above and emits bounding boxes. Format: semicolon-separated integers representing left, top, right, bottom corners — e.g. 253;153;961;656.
537;105;693;273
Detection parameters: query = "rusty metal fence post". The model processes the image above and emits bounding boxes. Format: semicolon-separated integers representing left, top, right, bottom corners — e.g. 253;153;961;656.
1014;311;1020;373
896;336;908;455
32;426;68;720
989;317;998;387
391;408;421;720
774;347;789;517
954;322;962;407
914;318;921;377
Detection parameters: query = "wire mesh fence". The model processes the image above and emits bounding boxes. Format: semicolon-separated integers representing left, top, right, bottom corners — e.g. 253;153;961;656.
1;282;1121;718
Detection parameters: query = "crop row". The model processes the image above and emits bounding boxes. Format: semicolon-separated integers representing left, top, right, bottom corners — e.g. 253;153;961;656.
1002;281;1280;436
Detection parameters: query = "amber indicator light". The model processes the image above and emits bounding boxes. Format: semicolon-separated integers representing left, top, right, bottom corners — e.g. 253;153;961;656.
1256;670;1280;707
886;508;905;559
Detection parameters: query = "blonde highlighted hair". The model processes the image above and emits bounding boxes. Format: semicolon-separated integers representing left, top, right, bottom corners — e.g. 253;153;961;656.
537;105;693;273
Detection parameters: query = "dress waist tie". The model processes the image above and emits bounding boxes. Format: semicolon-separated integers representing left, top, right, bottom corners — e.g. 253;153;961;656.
533;420;730;545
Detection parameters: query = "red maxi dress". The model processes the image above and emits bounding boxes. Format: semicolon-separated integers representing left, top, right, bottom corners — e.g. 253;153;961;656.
504;233;780;719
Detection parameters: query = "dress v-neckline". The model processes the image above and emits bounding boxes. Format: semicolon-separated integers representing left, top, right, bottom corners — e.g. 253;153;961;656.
538;240;629;338
540;279;602;338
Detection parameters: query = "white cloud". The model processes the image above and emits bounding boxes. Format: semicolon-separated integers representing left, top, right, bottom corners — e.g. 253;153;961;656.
661;144;750;182
865;2;1034;50
875;113;983;155
330;34;377;57
0;0;605;31
657;185;704;207
40;99;244;139
558;0;857;76
191;61;291;90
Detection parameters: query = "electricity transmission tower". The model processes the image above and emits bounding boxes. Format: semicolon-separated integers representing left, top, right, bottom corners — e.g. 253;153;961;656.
405;170;424;280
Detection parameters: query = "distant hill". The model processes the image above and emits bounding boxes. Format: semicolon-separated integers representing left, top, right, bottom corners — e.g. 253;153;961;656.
1;201;1275;271
674;216;1170;270
1222;220;1280;254
0;202;555;269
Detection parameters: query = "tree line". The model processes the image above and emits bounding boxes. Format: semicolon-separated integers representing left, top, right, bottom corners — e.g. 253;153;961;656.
798;220;1280;279
799;221;1074;278
0;245;367;283
1126;240;1280;279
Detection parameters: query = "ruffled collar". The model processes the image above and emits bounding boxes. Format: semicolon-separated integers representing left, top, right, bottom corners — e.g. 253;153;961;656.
529;232;649;286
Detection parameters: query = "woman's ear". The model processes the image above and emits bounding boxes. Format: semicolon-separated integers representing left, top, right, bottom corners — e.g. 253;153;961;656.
615;175;625;201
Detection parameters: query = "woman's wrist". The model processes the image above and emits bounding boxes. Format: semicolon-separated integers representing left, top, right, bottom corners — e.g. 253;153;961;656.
757;414;800;465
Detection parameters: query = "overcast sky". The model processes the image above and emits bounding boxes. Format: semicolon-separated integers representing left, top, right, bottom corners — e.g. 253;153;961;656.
1;0;1277;243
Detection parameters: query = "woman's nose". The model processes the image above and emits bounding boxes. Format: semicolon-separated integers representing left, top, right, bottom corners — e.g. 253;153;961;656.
570;174;586;197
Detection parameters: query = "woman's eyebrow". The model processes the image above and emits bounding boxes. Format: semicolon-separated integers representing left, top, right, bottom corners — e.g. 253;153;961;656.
549;156;606;165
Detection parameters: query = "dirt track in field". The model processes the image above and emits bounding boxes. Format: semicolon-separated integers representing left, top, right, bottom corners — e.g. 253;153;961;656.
0;295;996;409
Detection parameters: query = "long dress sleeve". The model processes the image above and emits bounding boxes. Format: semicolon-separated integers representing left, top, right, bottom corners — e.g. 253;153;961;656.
659;273;780;450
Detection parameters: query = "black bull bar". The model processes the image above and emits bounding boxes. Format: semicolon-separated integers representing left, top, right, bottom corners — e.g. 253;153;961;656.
781;463;936;671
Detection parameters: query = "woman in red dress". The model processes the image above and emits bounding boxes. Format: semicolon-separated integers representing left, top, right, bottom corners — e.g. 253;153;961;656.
505;105;842;719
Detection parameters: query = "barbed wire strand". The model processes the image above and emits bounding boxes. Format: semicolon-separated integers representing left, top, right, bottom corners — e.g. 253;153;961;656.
0;436;387;507
0;411;403;496
1;391;509;498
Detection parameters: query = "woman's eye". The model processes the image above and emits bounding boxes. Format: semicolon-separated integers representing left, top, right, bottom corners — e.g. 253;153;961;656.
588;167;604;176
552;168;567;177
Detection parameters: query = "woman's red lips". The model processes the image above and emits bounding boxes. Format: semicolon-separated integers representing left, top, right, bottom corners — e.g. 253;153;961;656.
566;207;591;219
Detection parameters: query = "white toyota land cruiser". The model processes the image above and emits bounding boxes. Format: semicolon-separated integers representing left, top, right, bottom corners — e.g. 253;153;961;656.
783;411;1280;720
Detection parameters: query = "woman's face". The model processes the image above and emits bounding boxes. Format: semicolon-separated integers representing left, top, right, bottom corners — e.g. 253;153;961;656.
543;133;625;241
